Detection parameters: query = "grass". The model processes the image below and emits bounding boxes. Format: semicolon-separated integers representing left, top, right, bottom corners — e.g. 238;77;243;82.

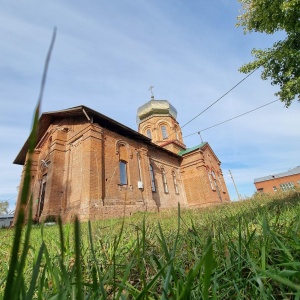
0;190;300;299
2;28;300;299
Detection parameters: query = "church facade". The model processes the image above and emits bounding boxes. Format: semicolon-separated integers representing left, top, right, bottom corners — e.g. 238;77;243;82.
14;98;230;223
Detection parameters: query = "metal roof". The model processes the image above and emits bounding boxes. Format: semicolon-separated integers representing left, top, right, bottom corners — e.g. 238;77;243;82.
0;214;14;219
14;105;181;165
178;142;208;156
254;166;300;183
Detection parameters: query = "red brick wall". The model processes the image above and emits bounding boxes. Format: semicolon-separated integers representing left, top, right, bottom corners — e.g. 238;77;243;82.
180;146;230;206
254;174;300;194
14;114;230;224
138;115;185;152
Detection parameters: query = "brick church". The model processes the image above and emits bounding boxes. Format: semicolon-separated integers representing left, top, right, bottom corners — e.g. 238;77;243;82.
14;96;230;222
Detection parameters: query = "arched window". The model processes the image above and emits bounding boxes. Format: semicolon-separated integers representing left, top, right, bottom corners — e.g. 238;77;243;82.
211;170;216;179
119;160;127;185
172;171;179;194
218;173;224;192
149;164;156;192
146;129;152;139
161;168;169;193
174;126;179;140
161;126;168;139
207;170;214;190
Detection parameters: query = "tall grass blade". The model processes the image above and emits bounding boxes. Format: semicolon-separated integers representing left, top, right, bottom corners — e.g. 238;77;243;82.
58;216;65;263
202;235;214;300
178;235;213;300
161;203;181;300
74;216;83;300
87;220;106;299
14;198;34;296
258;268;300;291
25;242;45;300
3;27;57;300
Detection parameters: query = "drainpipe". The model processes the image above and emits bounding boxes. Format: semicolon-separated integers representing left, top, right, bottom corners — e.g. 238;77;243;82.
101;133;106;204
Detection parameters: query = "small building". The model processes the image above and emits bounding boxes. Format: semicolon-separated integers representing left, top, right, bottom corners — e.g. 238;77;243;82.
254;166;300;193
0;214;14;228
13;98;230;223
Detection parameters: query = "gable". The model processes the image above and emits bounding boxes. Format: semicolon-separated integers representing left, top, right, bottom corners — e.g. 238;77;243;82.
14;105;181;165
178;142;221;165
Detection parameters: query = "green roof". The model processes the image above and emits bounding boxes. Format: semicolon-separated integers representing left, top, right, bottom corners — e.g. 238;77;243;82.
178;142;207;156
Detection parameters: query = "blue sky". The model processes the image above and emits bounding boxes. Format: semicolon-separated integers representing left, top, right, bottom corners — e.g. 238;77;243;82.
1;0;300;211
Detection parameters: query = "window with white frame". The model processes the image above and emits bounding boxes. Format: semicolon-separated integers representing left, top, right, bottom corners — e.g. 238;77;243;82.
207;170;214;190
172;171;179;194
146;129;152;139
279;182;294;191
119;160;128;185
273;186;277;192
218;175;224;192
174;126;179;140
161;168;169;193
161;126;168;139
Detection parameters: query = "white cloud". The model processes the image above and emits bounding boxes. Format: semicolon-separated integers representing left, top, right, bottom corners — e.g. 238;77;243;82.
0;0;299;207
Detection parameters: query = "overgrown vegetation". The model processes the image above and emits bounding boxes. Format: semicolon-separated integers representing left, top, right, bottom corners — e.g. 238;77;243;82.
1;190;300;299
2;27;299;299
0;201;9;214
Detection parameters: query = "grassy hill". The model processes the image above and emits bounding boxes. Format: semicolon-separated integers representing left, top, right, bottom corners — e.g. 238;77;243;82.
1;190;300;299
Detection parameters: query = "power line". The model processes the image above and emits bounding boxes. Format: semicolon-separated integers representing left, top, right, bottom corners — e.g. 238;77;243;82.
167;37;295;140
183;99;279;138
180;68;259;130
181;37;296;131
1;195;17;202
166;67;258;140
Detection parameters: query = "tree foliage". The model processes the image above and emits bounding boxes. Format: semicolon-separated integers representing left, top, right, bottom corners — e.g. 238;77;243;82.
237;0;300;107
0;201;9;214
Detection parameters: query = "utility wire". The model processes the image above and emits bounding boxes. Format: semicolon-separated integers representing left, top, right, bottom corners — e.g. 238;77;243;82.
183;99;279;138
1;195;17;202
167;37;294;139
166;67;258;140
180;68;259;130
